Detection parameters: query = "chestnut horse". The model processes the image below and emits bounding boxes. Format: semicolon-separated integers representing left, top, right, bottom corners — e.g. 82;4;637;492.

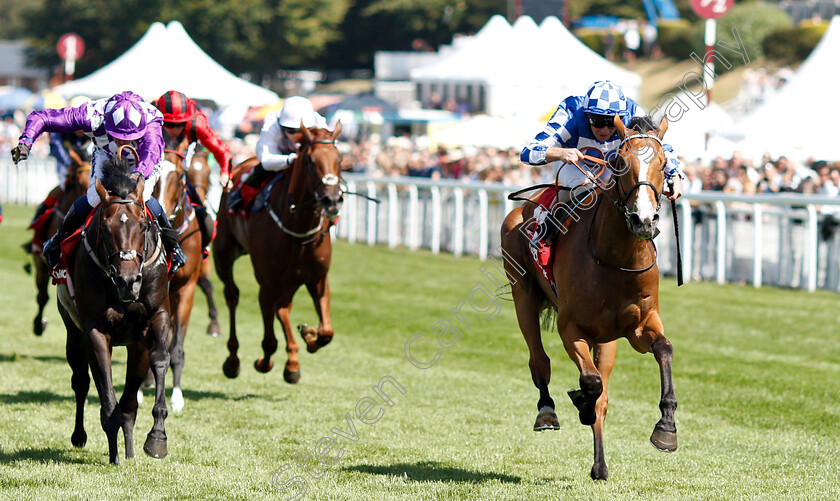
501;115;677;480
29;149;91;335
149;135;205;412
55;147;171;464
213;122;343;383
185;147;221;338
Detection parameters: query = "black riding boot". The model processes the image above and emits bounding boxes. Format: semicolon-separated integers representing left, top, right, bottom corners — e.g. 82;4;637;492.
194;205;215;250
156;211;187;273
43;197;92;268
227;164;269;212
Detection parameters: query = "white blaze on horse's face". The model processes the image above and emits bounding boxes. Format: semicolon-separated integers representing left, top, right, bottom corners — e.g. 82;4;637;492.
634;144;657;223
120;213;129;224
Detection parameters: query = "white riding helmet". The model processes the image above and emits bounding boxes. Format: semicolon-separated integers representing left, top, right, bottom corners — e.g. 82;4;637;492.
278;96;315;128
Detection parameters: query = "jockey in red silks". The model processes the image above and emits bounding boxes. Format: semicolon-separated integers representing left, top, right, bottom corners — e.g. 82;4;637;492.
154;90;232;248
11;91;187;272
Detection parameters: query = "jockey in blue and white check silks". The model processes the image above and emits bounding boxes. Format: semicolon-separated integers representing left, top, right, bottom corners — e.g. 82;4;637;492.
520;81;682;188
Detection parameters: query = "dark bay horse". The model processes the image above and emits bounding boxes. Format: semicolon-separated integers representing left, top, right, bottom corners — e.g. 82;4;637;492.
29;150;91;335
55;147;171;464
186;147;221;338
501;115;677;480
148;136;204;412
213;122;343;383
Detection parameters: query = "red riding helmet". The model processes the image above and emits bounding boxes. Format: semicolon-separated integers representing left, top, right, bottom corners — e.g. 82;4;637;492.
154;90;196;123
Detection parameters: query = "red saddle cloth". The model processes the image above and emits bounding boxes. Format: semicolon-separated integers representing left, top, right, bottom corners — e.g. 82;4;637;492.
50;206;167;285
28;208;56;251
527;188;563;294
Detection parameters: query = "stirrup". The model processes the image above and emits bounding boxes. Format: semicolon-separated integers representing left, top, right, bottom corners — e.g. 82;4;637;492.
43;236;62;268
169;246;187;274
227;190;243;212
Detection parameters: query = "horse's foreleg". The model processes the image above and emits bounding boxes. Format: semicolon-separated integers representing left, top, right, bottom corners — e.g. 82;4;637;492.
198;260;220;337
215;247;241;378
588;341;617;481
628;313;677;452
277;296;300;384
169;283;197;412
120;341;148;459
511;282;558;431
305;277;333;351
86;328;121;464
64;319;88;448
254;286;280;375
144;310;170;459
33;259;50;336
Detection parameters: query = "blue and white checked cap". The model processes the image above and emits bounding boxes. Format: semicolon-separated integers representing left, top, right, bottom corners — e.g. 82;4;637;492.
583;81;629;117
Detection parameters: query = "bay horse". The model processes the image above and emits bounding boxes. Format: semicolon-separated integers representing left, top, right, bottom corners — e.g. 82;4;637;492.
186;147;221;338
500;115;677;480
213;122;343;383
148;135;205;412
55;146;171;464
29;148;91;336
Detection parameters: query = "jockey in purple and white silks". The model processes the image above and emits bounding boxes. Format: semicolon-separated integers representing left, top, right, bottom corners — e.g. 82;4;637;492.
11;91;187;272
520;81;683;251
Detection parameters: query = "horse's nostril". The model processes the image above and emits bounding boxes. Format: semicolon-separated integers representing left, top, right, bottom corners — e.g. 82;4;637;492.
629;214;643;227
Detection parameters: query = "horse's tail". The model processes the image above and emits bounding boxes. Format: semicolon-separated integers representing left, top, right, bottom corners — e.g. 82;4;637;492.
539;300;556;332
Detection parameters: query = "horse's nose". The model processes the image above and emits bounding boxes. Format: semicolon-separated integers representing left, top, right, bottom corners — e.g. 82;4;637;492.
322;194;343;217
628;213;659;240
115;274;142;302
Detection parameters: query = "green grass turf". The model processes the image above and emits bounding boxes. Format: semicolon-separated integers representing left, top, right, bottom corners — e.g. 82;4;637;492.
0;202;838;500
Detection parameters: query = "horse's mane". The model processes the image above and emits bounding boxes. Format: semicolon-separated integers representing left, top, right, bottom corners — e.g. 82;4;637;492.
99;154;139;199
628;116;659;134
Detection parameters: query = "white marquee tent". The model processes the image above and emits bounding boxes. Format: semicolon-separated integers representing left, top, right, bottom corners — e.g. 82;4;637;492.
54;21;279;107
411;15;641;120
728;15;840;161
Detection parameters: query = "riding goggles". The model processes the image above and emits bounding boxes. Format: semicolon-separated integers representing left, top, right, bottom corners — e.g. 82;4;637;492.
586;114;617;129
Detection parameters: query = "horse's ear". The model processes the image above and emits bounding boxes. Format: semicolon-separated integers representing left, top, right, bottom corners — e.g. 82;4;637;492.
132;175;145;200
657;115;669;139
300;120;313;143
95;177;108;201
331;120;342;141
614;114;628;140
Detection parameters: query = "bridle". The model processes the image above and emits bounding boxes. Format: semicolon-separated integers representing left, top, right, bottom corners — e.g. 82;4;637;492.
265;139;342;242
82;198;162;288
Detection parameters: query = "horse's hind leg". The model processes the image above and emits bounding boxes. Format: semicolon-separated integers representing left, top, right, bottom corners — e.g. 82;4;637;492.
511;283;558;431
587;341;617;481
627;313;677;452
144;310;171;459
120;342;148;459
169;282;197;412
198;260;221;337
304;276;333;352
63;315;88;448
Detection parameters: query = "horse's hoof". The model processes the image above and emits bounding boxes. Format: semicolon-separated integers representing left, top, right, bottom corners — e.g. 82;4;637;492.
254;357;274;373
171;387;184;412
222;359;240;379
650;428;678;452
283;368;301;384
533;407;560;431
71;430;87;448
568;389;596;426
298;324;318;346
33;318;47;336
143;434;168;458
316;334;334;348
590;463;609;481
206;322;220;338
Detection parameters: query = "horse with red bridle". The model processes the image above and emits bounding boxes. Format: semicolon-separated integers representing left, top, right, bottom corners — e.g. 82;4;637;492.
501;115;678;480
55;146;171;464
213;122;343;383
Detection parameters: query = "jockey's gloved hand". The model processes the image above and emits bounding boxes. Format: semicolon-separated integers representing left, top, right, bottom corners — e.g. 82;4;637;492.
286;153;298;166
11;143;30;164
